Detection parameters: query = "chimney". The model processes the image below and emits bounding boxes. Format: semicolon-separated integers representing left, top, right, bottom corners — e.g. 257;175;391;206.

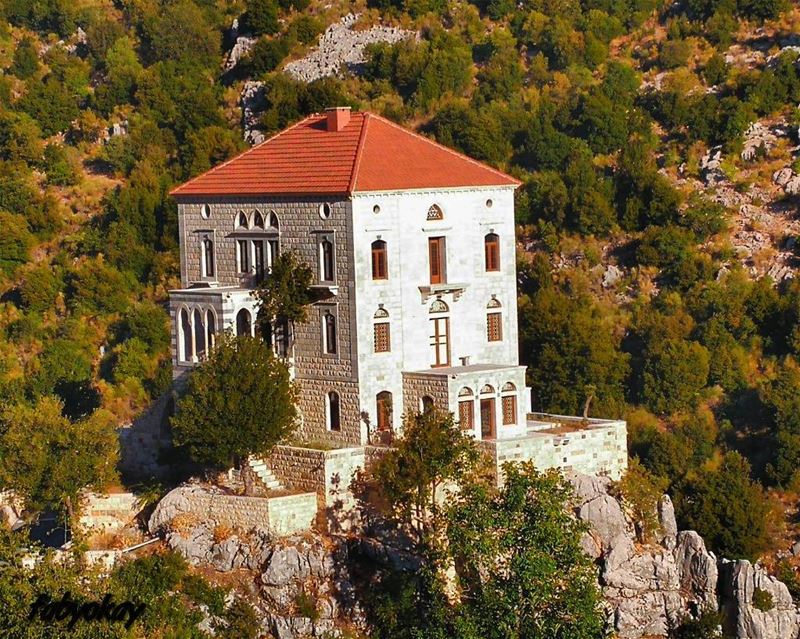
326;106;351;132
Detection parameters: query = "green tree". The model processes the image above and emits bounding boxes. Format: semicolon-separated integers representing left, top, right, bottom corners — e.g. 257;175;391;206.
243;0;280;35
519;278;629;416
372;409;481;544
642;338;710;415
447;463;607;639
0;396;118;519
171;334;297;492
616;458;669;543
10;36;39;79
677;451;771;560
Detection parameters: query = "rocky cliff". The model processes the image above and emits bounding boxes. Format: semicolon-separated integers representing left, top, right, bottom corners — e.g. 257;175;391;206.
151;476;799;639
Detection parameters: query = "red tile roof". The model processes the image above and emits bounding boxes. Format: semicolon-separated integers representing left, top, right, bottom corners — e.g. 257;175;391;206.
170;111;520;198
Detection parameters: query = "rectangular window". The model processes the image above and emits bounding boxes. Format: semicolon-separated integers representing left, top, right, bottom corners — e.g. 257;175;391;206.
458;400;474;431
374;322;391;353
428;237;445;284
238;239;250;274
430;316;450;367
487;312;503;342
502;395;517;425
372;241;388;280
485;234;500;272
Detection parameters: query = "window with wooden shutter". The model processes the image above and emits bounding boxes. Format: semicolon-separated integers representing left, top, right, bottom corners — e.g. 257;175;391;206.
485;233;500;272
502;394;517;425
373;322;390;353
428;237;445;284
487;312;503;342
371;240;387;279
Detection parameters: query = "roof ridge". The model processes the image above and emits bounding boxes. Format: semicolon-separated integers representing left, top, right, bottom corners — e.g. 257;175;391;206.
169;115;318;196
348;112;370;193
365;112;521;187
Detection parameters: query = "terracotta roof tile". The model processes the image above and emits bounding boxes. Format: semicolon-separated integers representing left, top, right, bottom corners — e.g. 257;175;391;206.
170;111;520;198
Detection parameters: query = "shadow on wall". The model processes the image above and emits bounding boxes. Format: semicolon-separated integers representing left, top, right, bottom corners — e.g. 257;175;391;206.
117;391;182;486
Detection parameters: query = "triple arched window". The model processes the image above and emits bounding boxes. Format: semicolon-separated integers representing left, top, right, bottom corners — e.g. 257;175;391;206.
177;306;217;363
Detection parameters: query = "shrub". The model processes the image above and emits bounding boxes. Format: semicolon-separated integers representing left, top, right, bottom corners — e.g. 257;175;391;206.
752;587;774;612
10;37;39;79
0;212;34;275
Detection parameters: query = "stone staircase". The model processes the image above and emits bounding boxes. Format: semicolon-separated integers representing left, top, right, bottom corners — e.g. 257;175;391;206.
248;457;283;491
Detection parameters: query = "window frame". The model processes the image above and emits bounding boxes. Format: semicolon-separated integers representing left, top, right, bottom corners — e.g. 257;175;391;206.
373;321;391;353
327;391;341;431
484;233;500;272
371;239;388;280
487;311;503;342
428;236;446;285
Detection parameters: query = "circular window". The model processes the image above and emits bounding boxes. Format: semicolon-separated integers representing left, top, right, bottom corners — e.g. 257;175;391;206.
373;204;381;214
200;203;211;219
486;199;493;208
319;203;332;219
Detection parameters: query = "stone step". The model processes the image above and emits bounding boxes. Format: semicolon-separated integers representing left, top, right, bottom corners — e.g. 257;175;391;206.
247;457;284;491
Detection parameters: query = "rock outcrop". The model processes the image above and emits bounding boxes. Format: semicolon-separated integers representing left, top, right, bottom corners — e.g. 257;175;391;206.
284;14;416;83
572;474;800;639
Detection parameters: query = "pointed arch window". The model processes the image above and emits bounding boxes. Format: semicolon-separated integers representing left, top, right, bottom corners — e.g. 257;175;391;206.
427;204;444;220
205;308;216;351
193;308;206;358
458;387;474;431
236;211;249;229
179;308;192;362
268;211;279;229
253;210;265;229
485;233;500;272
501;382;517;426
371;240;387;280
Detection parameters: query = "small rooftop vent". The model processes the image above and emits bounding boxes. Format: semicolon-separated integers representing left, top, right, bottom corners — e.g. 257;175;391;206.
326;106;351;132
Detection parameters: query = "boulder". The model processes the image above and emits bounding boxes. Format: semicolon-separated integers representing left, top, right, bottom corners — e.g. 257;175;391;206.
674;531;717;611
658;495;678;550
719;559;800;639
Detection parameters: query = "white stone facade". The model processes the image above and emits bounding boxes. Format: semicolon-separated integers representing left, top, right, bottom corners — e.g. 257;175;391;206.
168;116;627;482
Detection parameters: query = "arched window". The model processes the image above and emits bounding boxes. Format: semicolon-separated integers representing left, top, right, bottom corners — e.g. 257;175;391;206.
200;203;211;219
236;309;252;337
205;309;216;351
501;382;517;426
458;387;474;431
237;211;249;228
420;395;434;414
487;298;503;342
193;308;206;358
323;312;337;354
179;308;192;362
480;384;495;395
429;299;450;367
202;238;215;277
427;204;443;220
371;240;387;280
485;233;500;272
320;238;334;282
268;211;279;229
327;391;341;431
373;307;390;353
376;391;393;432
253;210;265;229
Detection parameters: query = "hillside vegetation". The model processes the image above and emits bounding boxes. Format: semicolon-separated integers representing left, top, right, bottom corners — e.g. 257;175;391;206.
0;0;799;574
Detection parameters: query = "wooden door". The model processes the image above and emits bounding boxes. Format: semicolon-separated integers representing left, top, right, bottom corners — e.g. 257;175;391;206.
480;398;495;439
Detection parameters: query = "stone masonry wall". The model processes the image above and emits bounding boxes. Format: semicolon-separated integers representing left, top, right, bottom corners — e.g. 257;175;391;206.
267;445;368;532
480;420;628;485
176;196;361;447
150;486;318;538
401;372;449;422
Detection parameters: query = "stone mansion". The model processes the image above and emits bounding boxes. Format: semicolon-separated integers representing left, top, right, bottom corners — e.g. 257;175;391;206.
169;107;627;480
